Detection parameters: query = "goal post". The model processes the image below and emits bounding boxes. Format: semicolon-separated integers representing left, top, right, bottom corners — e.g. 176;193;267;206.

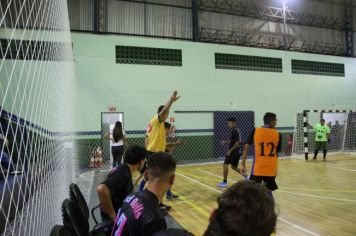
293;109;356;160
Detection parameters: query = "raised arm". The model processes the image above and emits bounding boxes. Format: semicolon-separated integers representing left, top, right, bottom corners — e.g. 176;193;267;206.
159;91;180;118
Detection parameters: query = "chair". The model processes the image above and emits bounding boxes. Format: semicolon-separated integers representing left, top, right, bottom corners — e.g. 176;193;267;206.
49;225;73;236
69;183;102;224
62;198;109;236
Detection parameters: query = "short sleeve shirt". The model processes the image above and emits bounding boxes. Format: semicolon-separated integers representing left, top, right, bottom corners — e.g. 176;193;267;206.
229;129;241;149
146;115;166;152
314;124;330;142
113;189;167;236
101;164;133;214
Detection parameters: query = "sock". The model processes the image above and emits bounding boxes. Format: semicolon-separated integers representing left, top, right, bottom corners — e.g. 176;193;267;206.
323;150;327;158
139;179;146;191
223;179;227;183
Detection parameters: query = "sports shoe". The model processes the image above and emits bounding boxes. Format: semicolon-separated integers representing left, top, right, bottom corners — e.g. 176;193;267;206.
159;203;171;211
166;194;179;200
244;175;250;181
217;182;228;187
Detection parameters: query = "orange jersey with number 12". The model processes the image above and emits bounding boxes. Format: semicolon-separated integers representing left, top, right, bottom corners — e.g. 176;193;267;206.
251;127;280;176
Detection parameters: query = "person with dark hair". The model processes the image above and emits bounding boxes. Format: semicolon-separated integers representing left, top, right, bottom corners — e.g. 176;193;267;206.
104;121;127;168
217;117;245;188
97;145;146;222
204;181;277;236
136;91;180;211
112;152;177;236
241;112;282;196
312;118;331;161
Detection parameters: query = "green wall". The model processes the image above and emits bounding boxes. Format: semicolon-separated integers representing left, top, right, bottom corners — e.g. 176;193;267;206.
71;32;356;132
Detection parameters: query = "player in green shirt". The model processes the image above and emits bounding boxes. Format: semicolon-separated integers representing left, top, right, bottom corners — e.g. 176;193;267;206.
312;118;331;161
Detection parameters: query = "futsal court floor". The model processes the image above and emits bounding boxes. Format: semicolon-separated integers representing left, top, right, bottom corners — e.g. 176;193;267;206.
83;153;356;236
163;153;356;236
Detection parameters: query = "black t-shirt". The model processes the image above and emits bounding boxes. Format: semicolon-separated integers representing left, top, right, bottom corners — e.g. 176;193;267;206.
246;128;282;152
113;189;167;236
101;164;133;214
229;128;241;149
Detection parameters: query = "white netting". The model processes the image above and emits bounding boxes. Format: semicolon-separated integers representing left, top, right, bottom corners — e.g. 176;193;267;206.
0;0;77;235
293;111;356;155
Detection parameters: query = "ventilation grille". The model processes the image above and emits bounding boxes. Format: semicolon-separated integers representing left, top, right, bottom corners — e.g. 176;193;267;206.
215;53;282;72
116;46;182;66
291;59;345;77
0;39;72;61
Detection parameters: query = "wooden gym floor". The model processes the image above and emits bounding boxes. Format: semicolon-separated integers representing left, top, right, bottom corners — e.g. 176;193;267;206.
163;153;356;236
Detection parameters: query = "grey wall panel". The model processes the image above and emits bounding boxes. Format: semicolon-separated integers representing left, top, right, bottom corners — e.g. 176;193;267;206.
68;0;94;31
107;0;145;34
107;1;192;38
145;5;192;38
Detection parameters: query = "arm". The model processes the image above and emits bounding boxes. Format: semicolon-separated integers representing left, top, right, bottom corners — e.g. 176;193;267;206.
144;135;148;148
158;91;180;119
241;129;255;175
227;141;240;156
241;144;250;175
277;133;282;153
97;184;116;221
123;135;128;146
104;132;111;140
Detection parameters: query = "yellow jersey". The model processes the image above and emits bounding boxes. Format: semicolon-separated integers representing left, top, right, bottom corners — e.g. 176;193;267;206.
146;115;166;152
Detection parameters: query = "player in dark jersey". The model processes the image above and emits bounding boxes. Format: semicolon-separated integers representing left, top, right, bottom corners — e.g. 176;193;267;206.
112;152;176;236
97;145;146;222
217;117;245;188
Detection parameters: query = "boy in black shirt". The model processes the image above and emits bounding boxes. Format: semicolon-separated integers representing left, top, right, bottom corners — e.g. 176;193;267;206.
97;145;146;222
112;152;176;236
217;117;245;187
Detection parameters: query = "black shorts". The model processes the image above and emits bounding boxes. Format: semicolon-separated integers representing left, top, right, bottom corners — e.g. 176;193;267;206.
315;141;327;151
224;150;241;167
249;175;278;191
139;151;154;174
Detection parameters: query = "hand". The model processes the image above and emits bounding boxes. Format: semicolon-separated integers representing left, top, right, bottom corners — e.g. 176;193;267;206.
171;90;180;102
176;139;184;145
220;140;227;145
110;213;117;222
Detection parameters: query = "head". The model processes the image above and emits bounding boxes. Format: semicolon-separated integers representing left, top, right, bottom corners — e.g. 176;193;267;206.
335;120;339;125
145;152;176;191
320;118;325;126
164;122;171;133
204;181;277;236
124;145;147;171
158;105;169;121
227;117;237;129
113;121;123;142
263;112;277;128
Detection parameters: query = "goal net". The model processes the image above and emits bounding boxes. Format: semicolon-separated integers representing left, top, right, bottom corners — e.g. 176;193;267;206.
293;110;356;159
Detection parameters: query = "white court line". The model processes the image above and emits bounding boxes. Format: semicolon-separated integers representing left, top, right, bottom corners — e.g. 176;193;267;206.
198;169;235;182
198;169;356;203
179;171;320;236
279;190;356;203
277;217;320;236
176;173;221;193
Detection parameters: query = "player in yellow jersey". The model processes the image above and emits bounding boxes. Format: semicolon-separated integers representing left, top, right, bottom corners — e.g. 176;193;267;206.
241;112;282;197
136;91;180;211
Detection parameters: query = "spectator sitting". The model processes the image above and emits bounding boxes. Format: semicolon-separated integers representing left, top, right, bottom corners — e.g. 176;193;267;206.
204;181;277;236
97;145;146;222
112;152;177;236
